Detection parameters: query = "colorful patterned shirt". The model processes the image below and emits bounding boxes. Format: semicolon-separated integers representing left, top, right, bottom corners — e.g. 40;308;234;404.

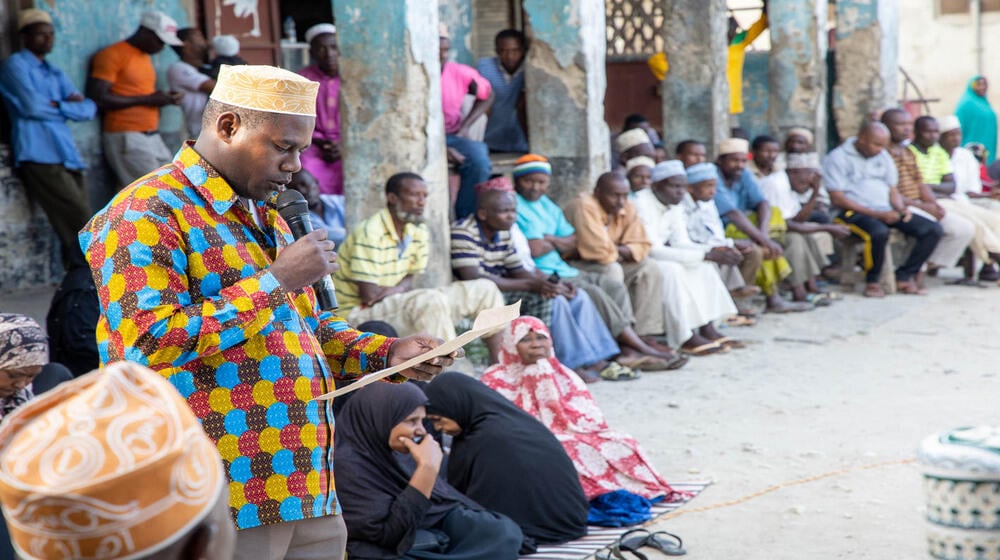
81;145;396;530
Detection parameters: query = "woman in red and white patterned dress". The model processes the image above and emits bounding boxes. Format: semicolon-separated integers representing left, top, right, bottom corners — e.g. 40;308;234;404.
481;316;686;502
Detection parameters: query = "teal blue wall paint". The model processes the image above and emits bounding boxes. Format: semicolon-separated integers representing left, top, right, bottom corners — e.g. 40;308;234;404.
40;1;189;147
439;0;474;65
36;1;189;209
523;0;579;68
333;2;408;123
740;52;770;140
835;0;879;40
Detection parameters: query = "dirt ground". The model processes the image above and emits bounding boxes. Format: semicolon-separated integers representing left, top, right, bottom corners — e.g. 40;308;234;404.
593;272;1000;559
4;273;998;559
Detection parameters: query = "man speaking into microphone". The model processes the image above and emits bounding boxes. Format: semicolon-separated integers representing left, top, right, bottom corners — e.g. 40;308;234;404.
82;65;454;560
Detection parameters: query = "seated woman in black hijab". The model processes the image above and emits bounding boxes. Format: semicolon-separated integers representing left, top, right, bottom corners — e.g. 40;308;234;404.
423;372;589;546
335;381;524;560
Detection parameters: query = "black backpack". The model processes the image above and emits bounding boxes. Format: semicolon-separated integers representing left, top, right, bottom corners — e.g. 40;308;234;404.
46;266;100;377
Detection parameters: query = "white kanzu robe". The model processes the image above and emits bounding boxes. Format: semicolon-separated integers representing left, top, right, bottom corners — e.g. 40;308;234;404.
634;189;737;347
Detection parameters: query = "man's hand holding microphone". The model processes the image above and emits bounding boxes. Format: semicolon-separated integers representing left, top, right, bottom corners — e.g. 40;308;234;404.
274;189;455;381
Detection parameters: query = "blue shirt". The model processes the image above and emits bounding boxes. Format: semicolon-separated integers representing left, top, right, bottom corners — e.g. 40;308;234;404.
515;193;579;278
0;51;95;169
714;167;766;222
822;137;897;212
477;57;529;153
310;194;347;247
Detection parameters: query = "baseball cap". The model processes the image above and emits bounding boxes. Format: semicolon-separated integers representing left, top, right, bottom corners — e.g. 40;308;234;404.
140;10;182;47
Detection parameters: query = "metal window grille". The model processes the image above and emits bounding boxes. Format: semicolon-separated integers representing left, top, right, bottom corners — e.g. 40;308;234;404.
606;0;665;61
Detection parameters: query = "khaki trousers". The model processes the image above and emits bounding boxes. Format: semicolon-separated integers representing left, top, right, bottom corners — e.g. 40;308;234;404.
570;259;664;336
939;198;1000;263
783;232;829;286
347;279;505;340
235;514;348;560
102;131;171;188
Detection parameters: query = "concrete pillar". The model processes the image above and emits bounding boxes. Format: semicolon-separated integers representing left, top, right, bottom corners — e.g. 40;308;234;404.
334;1;451;287
833;0;899;142
768;0;828;153
661;0;729;158
522;0;609;203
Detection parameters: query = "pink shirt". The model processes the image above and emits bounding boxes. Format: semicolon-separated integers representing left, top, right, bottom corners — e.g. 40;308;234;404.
440;62;491;134
299;65;343;195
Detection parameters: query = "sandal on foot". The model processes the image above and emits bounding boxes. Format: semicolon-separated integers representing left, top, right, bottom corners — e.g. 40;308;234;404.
896;281;927;295
662;354;689;370
863;285;886;298
714;336;747;349
803;293;832;307
679;341;723;356
725;315;757;327
947;278;985;287
599;362;640;381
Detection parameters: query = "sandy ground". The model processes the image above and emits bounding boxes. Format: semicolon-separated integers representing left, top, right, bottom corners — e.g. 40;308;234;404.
3;272;998;559
593;271;1000;559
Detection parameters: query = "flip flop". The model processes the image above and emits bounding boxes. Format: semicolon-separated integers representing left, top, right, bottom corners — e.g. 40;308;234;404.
947;278;985;287
863;285;886;298
615;529;654;560
599;362;640;381
679;341;723;356
644;531;686;556
896;281;927;295
803;293;832;307
662;354;690;370
714;336;747;349
725;315;757;327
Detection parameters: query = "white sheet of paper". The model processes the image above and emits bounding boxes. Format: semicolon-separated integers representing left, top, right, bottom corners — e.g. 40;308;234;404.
314;301;521;401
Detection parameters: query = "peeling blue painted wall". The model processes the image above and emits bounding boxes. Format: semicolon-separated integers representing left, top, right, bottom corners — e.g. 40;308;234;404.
40;0;189;208
334;3;408;124
439;0;474;65
1;0;190;291
740;52;770;141
523;0;580;68
835;0;879;40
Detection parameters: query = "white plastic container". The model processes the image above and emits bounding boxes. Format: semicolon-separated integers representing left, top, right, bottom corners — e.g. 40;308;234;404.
918;427;1000;560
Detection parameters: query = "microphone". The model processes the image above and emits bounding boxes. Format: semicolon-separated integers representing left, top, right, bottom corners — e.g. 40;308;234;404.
276;189;339;311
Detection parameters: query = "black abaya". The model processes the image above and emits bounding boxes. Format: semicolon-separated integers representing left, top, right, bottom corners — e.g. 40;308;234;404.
424;372;589;545
334;381;522;560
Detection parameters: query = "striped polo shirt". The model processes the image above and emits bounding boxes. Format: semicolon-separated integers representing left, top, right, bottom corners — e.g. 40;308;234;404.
889;146;925;200
450;215;523;277
333;208;428;313
908;143;953;185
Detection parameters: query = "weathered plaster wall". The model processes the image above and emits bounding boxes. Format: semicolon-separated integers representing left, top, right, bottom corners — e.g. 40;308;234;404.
335;0;450;287
0;146;60;292
661;0;729;158
439;0;475;65
740;52;770;143
898;4;1000;118
0;0;193;292
39;0;192;210
523;0;609;203
833;0;899;140
768;0;827;153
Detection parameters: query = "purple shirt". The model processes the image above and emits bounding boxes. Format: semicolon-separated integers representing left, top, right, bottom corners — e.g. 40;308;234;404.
299;65;343;195
441;61;491;135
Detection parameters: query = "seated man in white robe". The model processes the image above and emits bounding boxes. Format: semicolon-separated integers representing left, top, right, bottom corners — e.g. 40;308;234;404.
633;160;742;356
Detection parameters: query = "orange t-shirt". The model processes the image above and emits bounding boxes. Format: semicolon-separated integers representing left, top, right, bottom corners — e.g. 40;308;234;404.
90;41;158;133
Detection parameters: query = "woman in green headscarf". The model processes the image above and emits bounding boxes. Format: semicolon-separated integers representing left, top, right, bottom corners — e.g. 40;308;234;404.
956;76;997;164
